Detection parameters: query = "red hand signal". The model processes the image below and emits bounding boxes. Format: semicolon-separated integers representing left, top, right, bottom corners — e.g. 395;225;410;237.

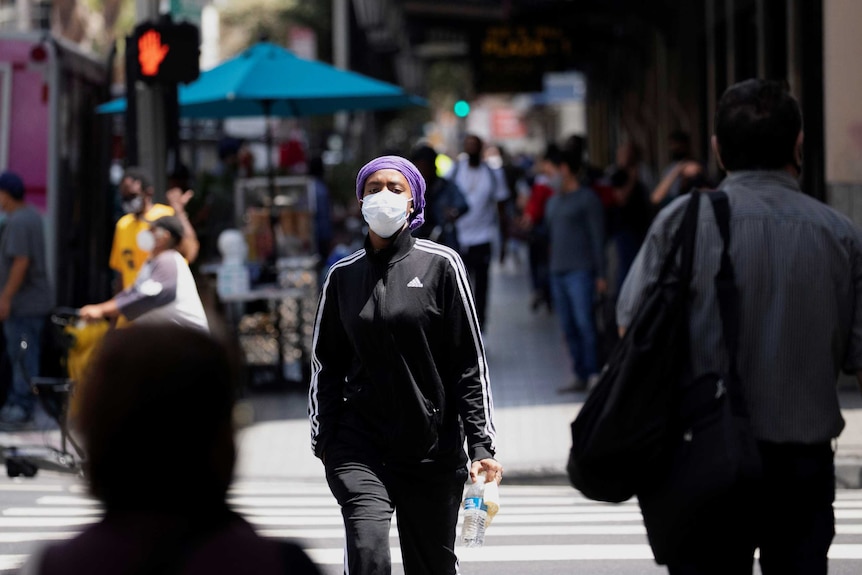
138;30;170;76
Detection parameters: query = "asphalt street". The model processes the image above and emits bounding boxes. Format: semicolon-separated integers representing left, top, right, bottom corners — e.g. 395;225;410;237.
0;475;859;574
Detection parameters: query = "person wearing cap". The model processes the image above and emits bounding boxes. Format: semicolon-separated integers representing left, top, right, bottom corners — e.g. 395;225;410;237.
0;171;54;426
308;155;503;575
81;216;208;332
110;166;199;291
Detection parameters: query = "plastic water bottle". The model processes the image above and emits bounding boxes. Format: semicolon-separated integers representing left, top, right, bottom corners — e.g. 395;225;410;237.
461;475;487;547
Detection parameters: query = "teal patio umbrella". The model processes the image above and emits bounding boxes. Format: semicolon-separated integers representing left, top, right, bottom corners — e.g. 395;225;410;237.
97;42;426;201
97;42;425;118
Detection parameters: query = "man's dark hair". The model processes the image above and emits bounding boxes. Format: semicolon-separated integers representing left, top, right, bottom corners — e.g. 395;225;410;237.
410;144;438;166
564;134;586;160
122;166;153;192
610;168;631;188
151;215;185;247
168;163;191;190
217;137;243;161
669;130;691;146
561;148;583;175
308;156;325;178
78;325;238;512
543;143;563;166
714;79;802;171
464;133;483;148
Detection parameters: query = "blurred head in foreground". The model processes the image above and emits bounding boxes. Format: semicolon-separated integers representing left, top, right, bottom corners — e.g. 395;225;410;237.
78;324;238;512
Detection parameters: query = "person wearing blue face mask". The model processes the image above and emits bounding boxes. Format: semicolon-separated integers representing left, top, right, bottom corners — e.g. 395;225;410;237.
308;155;503;575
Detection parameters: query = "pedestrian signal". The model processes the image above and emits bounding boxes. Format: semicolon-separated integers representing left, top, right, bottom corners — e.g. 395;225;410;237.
133;21;200;85
453;100;471;118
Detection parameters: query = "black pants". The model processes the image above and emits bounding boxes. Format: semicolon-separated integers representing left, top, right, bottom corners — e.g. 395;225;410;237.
324;442;468;575
527;233;550;296
667;441;835;575
461;242;492;330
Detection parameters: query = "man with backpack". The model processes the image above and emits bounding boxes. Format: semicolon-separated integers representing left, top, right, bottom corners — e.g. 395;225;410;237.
617;79;862;574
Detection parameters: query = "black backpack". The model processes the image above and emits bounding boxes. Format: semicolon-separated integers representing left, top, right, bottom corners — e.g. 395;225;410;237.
566;190;702;502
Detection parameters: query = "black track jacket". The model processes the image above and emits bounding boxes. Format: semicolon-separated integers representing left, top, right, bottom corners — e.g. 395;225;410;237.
308;230;497;467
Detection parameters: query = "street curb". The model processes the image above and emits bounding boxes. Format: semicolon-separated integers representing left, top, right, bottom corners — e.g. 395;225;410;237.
501;460;862;490
499;469;572;486
836;459;862;489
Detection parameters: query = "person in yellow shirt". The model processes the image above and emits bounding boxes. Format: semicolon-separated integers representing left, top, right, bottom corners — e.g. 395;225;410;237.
110;167;199;290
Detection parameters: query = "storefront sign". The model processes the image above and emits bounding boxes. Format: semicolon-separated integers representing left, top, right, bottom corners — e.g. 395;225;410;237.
473;25;573;94
491;108;526;139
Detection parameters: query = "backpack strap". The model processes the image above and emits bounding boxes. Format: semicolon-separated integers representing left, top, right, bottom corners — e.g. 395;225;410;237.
657;190;702;286
707;191;747;417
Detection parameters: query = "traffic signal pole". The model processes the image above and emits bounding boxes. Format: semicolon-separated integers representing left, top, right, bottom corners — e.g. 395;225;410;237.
333;0;349;147
134;0;168;200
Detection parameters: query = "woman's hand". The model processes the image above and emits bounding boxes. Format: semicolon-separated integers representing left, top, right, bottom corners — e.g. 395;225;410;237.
471;458;503;484
79;304;105;322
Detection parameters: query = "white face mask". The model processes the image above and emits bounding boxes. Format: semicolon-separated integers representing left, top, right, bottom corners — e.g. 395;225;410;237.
137;229;155;252
361;191;410;238
122;195;144;215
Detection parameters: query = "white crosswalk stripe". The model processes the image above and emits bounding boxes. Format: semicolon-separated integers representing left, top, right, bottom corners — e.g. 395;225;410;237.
0;480;861;572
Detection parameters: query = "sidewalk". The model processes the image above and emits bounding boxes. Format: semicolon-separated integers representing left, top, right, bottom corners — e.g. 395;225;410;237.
233;256;582;482
234;253;862;487
0;255;854;486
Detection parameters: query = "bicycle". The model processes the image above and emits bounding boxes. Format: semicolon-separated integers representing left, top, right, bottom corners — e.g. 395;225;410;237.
1;307;106;478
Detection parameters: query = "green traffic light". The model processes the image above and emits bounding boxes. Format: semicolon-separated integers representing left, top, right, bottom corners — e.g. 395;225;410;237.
453;100;470;118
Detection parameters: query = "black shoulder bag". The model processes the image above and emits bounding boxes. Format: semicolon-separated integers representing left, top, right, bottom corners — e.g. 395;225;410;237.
638;191;763;564
567;190;703;503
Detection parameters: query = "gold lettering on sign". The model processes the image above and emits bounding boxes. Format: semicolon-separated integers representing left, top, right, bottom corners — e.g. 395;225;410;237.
481;26;570;59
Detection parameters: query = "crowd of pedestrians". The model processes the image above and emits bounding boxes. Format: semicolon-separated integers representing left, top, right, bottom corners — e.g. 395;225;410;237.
307;84;861;574
0;76;860;575
387;128;708;394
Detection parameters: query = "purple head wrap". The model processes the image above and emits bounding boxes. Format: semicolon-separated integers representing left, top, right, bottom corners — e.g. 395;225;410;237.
355;155;426;230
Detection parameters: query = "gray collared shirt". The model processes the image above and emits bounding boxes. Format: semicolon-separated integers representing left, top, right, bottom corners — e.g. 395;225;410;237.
617;170;862;444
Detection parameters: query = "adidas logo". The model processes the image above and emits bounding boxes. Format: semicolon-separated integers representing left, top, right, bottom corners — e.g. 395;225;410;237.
407;277;423;288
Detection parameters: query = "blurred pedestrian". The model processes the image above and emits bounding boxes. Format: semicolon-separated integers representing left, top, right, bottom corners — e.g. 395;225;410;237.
110;166;199;291
21;323;321;574
606;167;652;294
0;171;53;427
607;139;655;193
564;134;605;188
649;130;705;209
191;138;245;264
489;143;530;272
81;216;209;332
410;144;469;251
309;155;502;575
548;150;607;393
519;143;563;312
308;156;333;261
618;78;862;575
448;134;510;331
